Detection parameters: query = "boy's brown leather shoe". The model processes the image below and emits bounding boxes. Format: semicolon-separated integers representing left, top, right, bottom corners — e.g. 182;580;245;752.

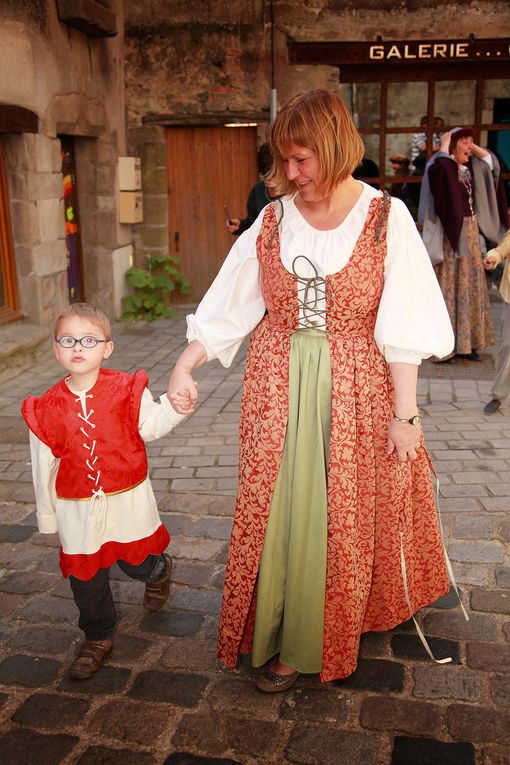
144;553;172;611
68;638;112;680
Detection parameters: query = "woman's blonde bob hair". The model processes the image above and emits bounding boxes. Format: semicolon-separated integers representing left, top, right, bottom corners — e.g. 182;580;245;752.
267;89;365;198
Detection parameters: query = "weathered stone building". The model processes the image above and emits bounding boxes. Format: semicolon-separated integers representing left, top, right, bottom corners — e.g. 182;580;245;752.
1;1;509;338
124;0;510;300
0;0;130;338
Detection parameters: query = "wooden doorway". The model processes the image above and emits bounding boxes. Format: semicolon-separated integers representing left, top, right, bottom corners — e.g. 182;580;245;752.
60;135;85;302
166;126;258;302
0;137;20;323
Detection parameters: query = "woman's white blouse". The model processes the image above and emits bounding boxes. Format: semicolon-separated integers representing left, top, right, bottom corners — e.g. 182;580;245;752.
187;182;454;367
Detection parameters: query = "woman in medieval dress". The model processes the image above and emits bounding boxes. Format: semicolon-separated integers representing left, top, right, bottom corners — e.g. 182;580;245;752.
419;127;508;362
167;90;455;691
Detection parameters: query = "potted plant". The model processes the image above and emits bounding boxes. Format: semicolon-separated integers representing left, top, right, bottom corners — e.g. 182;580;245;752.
121;253;190;322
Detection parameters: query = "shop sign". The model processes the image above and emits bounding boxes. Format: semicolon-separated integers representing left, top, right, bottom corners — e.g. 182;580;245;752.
368;39;509;62
288;38;510;66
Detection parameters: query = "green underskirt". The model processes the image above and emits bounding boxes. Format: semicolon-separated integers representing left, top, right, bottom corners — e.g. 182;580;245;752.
251;329;331;673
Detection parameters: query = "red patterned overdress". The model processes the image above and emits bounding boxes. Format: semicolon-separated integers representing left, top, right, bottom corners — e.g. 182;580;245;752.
217;195;449;682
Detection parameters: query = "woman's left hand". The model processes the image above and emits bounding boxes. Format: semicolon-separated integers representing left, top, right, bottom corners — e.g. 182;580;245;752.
439;131;451;153
387;418;422;462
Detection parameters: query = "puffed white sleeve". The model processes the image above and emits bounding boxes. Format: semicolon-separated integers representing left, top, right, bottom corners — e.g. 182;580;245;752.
138;387;187;441
375;198;454;364
28;431;59;534
186;210;267;367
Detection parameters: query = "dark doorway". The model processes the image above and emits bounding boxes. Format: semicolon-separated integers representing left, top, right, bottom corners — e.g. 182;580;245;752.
0;137;20;323
60;135;85;302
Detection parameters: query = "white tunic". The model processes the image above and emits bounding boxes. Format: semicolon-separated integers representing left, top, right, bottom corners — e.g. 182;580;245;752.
187;183;454;365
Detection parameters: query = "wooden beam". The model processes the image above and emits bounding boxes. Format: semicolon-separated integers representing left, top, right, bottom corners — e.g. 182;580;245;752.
0;106;38;134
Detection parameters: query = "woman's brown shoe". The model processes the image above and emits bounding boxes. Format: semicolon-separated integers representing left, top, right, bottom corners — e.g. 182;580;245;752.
256;668;299;693
68;638;112;680
144;553;172;611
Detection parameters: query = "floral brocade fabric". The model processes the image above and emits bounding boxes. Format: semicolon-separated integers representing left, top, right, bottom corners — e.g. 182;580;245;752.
216;197;449;682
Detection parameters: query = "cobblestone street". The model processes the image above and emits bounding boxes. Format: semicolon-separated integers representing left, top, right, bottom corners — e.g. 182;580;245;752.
0;311;509;765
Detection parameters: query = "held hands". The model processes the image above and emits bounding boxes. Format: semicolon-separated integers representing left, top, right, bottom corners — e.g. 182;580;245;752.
166;340;207;414
387;418;422;462
483;249;498;270
166;367;199;414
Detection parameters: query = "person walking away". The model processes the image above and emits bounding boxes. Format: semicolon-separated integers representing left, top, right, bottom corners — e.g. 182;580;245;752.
419;127;508;362
227;143;277;236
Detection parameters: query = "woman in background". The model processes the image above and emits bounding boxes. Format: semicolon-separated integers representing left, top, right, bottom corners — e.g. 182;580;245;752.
420;127;508;362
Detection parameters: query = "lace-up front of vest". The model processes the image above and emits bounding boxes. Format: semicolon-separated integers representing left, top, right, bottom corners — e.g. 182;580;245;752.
22;369;149;499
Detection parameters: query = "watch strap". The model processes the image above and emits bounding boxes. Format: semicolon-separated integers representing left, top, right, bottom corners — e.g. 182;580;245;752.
394;414;421;425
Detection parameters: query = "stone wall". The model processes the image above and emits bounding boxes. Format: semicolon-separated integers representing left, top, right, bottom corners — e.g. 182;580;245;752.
124;1;268;127
124;1;268;262
127;126;168;263
124;0;510;123
3;133;68;325
124;0;510;263
0;0;130;324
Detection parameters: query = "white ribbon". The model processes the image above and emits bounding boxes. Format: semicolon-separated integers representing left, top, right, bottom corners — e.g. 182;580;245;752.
400;530;452;664
398;470;469;665
91;488;107;536
433;474;470;622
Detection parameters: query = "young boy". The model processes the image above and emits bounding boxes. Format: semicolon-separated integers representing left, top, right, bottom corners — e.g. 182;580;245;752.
22;303;186;679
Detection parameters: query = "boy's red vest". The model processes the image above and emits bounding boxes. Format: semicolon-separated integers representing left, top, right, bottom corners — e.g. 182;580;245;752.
22;369;149;499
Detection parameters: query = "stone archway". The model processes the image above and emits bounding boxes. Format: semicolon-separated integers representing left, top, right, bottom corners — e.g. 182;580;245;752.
42;92;108;139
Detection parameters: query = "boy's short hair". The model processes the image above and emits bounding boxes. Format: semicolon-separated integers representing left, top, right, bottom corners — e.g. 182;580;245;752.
267;89;365;198
54;303;111;340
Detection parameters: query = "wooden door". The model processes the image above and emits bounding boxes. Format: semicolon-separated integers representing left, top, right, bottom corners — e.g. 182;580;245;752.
166;126;258;302
0;137;20;323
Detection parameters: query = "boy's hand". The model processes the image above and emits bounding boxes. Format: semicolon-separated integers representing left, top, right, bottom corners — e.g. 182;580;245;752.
169;388;196;413
167;368;198;414
166;340;207;414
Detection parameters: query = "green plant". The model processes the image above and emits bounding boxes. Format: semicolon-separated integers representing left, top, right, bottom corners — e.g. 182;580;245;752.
121;253;190;322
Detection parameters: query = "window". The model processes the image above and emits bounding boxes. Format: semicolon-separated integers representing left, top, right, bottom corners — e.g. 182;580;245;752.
344;77;510;220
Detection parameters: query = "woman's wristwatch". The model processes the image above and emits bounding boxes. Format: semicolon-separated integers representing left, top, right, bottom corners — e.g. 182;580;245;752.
394;414;422;425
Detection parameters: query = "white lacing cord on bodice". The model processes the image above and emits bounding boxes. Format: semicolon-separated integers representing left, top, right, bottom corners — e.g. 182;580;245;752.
90;487;107;536
76;393;107;533
292;255;328;331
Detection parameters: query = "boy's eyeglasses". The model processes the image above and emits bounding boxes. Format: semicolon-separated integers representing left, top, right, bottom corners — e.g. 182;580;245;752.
56;336;106;349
